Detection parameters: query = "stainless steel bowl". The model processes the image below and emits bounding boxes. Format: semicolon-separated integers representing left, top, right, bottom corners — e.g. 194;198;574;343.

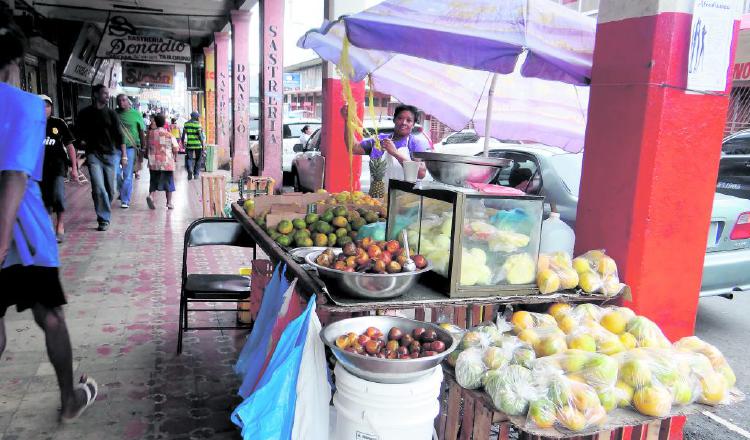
305;250;431;300
414;151;511;188
320;316;459;383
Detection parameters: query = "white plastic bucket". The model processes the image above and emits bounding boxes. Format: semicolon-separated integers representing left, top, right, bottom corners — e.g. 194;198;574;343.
332;363;443;440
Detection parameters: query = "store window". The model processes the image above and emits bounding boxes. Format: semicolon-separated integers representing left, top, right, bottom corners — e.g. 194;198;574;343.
20;54;40;94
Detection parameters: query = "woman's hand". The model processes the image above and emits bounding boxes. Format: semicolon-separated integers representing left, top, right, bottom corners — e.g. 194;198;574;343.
381;138;397;155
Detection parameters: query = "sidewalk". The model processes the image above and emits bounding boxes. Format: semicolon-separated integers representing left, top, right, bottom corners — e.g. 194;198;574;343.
1;163;250;439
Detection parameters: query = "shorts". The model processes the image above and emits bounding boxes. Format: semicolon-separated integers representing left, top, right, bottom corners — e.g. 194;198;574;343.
41;174;66;213
0;265;67;318
149;170;176;192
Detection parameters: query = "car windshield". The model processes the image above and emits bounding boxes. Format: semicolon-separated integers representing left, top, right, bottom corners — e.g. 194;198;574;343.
284;123;321;139
548;153;583;197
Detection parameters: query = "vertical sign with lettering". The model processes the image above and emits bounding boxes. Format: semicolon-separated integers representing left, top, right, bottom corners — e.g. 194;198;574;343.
215;32;231;150
231;10;252;178
203;44;216;145
260;0;284;187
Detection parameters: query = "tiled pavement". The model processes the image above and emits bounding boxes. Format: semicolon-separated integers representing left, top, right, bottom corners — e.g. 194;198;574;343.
0;162;252;439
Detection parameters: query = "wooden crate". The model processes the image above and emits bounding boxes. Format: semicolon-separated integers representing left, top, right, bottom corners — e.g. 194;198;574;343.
201;173;227;217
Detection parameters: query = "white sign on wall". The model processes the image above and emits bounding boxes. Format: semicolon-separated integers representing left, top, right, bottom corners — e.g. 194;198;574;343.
687;0;735;92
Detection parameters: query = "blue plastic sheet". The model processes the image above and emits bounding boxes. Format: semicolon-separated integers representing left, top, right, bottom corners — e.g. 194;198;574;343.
231;295;317;440
234;264;290;383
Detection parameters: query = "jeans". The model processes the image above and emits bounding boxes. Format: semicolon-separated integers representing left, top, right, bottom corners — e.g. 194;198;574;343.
186;149;203;179
116;147;136;204
86;153;116;224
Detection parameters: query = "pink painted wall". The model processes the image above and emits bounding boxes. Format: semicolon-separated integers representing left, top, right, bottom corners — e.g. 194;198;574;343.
231;10;252;179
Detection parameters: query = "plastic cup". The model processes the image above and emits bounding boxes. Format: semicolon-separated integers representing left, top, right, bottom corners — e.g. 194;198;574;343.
403;160;419;183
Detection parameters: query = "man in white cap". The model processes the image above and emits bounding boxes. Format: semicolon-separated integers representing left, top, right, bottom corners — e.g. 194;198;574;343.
40;94;78;243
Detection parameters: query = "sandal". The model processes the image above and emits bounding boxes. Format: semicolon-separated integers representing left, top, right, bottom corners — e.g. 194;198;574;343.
61;376;98;424
146;196;156;210
167;203;174;210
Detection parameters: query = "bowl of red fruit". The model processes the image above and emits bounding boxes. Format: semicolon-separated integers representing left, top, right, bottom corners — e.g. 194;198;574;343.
305;238;431;300
320;316;459;383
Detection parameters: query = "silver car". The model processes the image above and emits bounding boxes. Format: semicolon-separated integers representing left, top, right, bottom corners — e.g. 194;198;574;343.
481;144;750;298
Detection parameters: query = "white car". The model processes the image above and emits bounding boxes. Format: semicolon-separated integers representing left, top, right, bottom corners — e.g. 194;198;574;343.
435;129;524;156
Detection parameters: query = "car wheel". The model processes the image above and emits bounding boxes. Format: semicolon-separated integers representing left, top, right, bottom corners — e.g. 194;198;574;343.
292;169;302;192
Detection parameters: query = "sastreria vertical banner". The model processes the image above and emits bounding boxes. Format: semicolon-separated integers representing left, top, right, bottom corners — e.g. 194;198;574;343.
215;32;231;150
203;44;216;145
260;0;284;186
231;10;252;178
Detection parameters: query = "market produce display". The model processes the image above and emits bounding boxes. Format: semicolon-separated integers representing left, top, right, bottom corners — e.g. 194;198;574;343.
334;325;447;359
254;205;386;248
537;250;626;296
313;238;428;273
317;190;383;207
445;303;739;434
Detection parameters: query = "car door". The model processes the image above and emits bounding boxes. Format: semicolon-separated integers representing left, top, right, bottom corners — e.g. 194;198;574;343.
718;132;750;200
296;129;325;191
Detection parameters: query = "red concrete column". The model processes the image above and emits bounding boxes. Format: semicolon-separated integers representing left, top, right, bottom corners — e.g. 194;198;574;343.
215;32;231;153
322;0;367;193
203;44;216;145
231;10;251;179
576;0;740;343
259;0;284;189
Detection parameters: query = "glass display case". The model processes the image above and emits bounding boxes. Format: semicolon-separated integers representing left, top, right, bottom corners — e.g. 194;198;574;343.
386;180;544;297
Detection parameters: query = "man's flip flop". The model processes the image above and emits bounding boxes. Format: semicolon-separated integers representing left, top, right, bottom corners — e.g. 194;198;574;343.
61;376;98;424
146;196;155;209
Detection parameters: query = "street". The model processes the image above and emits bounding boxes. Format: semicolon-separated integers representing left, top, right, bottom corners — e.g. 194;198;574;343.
685;293;750;440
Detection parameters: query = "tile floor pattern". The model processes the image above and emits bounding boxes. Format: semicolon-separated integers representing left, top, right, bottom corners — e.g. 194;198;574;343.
0;163;253;439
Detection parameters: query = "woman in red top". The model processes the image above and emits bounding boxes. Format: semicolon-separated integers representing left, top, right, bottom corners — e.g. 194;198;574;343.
145;114;179;210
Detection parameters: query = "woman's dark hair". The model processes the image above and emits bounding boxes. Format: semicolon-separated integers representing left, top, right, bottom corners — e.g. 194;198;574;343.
393;104;419;123
154;113;166;128
302;124;310;133
0;6;27;70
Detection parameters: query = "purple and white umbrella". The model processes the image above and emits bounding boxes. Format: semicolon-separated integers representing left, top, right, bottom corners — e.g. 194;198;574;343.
298;2;593;152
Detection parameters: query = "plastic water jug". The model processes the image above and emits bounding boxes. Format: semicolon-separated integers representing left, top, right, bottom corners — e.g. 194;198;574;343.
540;212;575;256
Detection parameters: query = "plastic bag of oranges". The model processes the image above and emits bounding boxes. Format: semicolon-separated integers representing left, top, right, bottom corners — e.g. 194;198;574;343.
510;310;558;334
537;252;579;294
674;336;736;391
572;250;625;296
526;366;608;432
623;315;671;349
566;321;626;356
552;303;606;335
484;364;540;416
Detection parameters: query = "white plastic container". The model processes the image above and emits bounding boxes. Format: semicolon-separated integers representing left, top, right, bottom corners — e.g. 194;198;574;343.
539;212;575;256
332;363;443;440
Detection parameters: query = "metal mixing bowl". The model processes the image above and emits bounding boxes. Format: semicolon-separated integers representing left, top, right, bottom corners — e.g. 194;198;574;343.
305;250;432;300
320;316;459;383
414;152;512;188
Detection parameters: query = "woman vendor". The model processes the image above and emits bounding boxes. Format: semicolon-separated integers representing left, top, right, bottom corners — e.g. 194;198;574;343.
342;104;429;181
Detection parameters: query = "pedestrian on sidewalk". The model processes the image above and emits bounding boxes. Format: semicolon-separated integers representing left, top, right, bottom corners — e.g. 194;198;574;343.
0;9;97;422
40;95;79;243
182;111;205;180
115;94;145;209
75;84;126;231
146;114;179;210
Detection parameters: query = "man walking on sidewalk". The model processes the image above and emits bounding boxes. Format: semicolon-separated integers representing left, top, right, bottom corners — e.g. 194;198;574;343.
182;111;205;180
0;8;97;422
115;94;145;209
76;85;126;231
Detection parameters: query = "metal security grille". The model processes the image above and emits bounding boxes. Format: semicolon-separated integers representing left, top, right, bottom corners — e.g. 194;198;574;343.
725;86;750;136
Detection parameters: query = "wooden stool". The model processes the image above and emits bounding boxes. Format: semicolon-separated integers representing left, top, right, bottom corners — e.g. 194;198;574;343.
201;174;227;217
242;176;276;198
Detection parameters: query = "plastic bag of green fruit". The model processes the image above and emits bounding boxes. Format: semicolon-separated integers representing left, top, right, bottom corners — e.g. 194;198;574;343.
485;364;539;416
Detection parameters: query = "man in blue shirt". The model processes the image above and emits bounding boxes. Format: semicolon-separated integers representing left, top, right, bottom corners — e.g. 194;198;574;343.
0;10;96;422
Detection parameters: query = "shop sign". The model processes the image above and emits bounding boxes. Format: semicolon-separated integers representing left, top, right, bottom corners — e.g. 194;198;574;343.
63;23;103;84
122;62;175;88
96;16;191;64
204;45;216;145
687;0;735;92
283;72;300;91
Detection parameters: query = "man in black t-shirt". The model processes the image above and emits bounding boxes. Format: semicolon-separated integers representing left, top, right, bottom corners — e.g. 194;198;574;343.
75;84;126;231
40;95;78;242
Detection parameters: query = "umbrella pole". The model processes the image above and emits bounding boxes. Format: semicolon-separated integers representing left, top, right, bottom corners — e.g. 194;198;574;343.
483;73;498;158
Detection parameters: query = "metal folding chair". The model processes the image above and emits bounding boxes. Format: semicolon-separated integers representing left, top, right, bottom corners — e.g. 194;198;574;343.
178;218;256;354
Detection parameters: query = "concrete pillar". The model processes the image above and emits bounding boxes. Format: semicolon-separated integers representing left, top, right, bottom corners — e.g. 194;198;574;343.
231;10;252;179
203;44;216;145
215;32;231;153
322;0;366;193
259;0;284;189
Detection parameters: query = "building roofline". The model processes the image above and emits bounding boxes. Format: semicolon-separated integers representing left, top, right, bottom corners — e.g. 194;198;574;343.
285;58;323;71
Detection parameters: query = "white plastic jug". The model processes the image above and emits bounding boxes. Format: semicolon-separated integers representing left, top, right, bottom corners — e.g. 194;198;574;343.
332;363;443;440
540;212;575;256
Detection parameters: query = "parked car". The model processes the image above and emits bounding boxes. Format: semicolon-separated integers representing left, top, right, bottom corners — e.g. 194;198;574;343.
291;119;428;193
480;144;750;299
248;118;322;179
435;129;522;156
717;130;750;200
